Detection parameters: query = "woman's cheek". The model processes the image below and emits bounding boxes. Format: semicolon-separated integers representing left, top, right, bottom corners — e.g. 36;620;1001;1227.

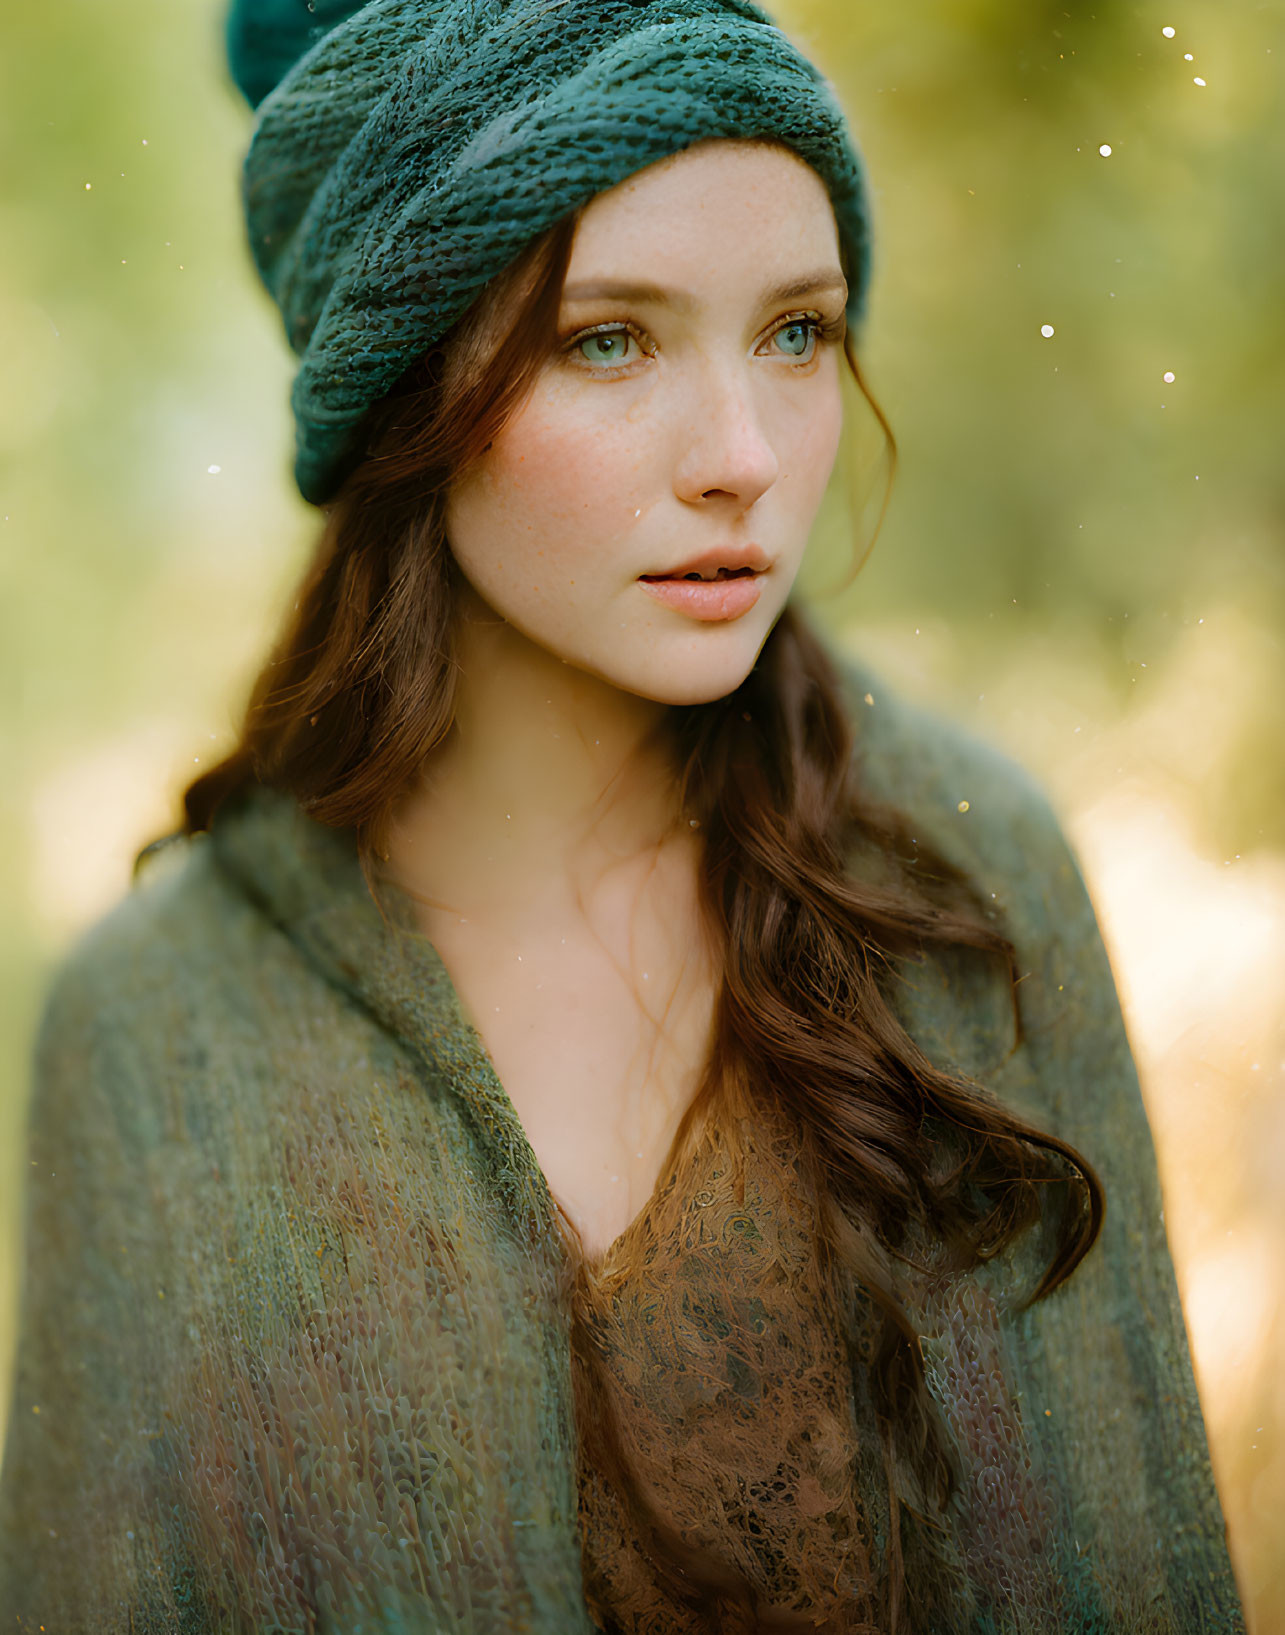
490;403;651;556
786;391;843;506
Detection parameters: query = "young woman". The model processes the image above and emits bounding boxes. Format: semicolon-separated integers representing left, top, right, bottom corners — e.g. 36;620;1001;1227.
0;1;1244;1631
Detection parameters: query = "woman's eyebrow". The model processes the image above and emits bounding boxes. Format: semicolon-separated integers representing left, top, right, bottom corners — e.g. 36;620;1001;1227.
560;270;849;311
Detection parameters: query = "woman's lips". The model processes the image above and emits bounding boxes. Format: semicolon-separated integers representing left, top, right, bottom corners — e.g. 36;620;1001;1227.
637;569;763;622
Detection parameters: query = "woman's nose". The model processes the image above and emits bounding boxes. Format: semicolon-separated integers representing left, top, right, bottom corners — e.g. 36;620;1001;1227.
671;367;781;509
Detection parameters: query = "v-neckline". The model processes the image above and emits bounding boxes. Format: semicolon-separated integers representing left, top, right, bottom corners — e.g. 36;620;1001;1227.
207;783;690;1274
404;927;700;1275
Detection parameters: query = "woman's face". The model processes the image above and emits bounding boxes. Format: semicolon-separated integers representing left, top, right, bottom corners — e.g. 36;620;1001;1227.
444;138;849;707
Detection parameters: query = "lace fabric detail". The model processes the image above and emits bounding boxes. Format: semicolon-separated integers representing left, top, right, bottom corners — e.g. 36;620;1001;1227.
567;1099;890;1633
564;1104;1095;1635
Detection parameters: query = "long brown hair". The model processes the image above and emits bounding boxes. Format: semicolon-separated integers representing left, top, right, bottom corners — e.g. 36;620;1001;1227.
166;189;1103;1630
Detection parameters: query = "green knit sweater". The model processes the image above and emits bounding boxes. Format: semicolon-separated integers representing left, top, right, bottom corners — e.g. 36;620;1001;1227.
0;650;1243;1632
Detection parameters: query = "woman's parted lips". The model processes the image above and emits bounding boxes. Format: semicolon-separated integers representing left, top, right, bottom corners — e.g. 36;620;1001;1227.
639;543;771;581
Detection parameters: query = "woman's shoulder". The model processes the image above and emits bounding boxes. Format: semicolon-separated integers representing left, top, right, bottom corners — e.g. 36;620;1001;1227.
833;649;1067;858
831;647;1097;953
828;646;1137;1125
29;818;319;1142
39;829;264;1034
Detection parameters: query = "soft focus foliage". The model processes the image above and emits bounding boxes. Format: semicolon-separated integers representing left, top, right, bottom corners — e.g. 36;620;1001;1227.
1;0;1281;1624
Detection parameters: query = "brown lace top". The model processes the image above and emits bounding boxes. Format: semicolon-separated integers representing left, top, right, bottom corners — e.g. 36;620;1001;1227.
565;1082;1122;1635
566;1090;891;1635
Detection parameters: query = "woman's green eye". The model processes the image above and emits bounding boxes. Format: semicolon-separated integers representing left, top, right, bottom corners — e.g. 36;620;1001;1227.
578;331;635;366
773;320;818;359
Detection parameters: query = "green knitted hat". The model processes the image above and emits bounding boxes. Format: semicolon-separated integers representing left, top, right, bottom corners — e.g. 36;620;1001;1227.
226;0;874;506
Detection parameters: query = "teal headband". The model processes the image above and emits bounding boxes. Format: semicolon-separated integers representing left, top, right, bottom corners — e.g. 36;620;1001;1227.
227;0;874;506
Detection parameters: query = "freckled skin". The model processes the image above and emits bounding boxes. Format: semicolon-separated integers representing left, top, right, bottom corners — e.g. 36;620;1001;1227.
444;138;848;709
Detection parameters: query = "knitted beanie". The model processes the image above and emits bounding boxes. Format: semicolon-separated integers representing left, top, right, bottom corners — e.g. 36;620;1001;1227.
225;0;874;506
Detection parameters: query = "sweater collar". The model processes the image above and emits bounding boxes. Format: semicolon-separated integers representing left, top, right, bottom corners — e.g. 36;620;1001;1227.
206;782;564;1256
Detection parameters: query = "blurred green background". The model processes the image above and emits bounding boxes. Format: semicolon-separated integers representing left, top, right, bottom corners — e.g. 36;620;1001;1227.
2;0;1281;1623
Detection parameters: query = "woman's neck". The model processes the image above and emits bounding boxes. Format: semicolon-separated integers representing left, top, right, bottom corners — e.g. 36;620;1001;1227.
383;586;688;923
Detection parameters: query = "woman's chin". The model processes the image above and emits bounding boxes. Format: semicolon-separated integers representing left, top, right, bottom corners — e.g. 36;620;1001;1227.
593;644;767;708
